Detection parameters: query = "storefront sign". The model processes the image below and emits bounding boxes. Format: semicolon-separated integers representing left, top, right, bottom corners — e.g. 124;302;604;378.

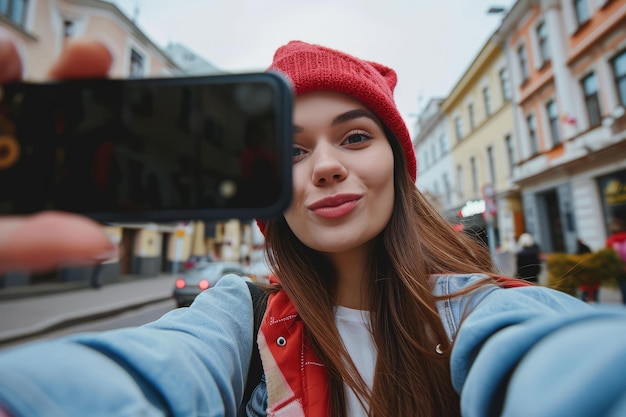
598;169;626;232
459;199;486;218
604;178;626;205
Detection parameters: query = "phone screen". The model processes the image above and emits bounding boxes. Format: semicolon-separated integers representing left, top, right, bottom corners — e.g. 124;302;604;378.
0;73;293;222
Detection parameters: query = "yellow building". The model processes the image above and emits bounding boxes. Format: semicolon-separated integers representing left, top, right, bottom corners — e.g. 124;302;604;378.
441;35;523;253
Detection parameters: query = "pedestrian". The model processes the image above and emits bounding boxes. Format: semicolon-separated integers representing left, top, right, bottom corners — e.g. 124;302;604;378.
574;237;600;302
606;217;626;304
2;38;626;417
515;232;542;283
576;238;592;254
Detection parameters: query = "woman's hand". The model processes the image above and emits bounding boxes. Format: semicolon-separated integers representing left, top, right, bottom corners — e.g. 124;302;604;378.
0;37;116;274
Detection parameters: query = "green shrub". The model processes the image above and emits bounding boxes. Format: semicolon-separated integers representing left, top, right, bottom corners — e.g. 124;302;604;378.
546;249;624;295
546;253;579;296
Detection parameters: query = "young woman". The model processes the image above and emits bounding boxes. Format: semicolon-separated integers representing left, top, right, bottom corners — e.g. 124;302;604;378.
251;41;502;417
1;39;626;417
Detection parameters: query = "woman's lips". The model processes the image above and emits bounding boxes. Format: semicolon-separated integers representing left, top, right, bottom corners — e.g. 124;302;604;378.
308;195;361;219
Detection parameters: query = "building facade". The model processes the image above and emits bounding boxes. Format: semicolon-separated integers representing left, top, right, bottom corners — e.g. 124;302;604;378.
413;98;455;214
0;0;253;291
496;0;626;252
164;43;223;75
439;37;522;253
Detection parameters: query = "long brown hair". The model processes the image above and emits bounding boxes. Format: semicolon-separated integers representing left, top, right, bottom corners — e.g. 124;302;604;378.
264;130;497;417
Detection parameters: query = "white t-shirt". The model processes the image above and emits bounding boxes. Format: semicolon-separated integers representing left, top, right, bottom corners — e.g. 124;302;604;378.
335;306;377;417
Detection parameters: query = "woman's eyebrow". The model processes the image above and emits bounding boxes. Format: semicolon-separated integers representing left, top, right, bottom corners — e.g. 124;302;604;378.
293;108;378;133
331;109;378;126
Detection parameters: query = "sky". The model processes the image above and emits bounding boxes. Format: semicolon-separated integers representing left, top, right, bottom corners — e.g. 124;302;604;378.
107;0;515;136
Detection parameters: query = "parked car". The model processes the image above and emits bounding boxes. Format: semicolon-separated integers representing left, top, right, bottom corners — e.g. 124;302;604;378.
183;255;214;271
173;261;249;307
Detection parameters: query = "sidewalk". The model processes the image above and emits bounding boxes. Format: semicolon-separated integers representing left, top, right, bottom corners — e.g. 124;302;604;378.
493;253;624;304
0;274;176;345
0;271;622;347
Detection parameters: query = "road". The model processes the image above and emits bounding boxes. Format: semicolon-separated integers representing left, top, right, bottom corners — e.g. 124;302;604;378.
0;299;176;350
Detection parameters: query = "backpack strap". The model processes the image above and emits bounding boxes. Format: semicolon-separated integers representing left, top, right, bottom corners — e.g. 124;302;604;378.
240;282;269;413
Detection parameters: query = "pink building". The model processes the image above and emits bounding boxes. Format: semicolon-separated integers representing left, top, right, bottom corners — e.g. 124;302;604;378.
496;0;626;253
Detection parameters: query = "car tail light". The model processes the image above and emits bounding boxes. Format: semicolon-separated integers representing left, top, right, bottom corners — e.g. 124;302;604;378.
175;279;185;289
198;279;210;290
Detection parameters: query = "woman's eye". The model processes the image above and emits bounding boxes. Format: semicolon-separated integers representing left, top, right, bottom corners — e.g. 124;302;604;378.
292;146;306;160
342;131;371;145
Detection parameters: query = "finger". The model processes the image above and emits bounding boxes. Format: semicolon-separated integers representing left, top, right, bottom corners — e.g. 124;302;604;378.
0;38;23;83
0;212;116;274
48;40;113;80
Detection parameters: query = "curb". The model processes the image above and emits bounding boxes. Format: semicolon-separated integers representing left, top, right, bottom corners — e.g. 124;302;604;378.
0;295;172;347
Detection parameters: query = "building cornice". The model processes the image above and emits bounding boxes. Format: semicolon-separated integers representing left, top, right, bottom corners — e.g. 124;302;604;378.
64;0;180;69
493;0;539;44
515;137;626;186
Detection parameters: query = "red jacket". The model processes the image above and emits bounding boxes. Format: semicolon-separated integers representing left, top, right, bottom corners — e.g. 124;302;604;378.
606;232;626;251
258;288;328;416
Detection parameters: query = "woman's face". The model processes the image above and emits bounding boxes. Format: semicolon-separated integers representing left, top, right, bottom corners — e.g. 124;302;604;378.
284;91;395;254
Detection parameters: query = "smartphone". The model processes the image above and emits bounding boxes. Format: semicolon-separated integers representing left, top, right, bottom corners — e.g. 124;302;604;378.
0;72;293;222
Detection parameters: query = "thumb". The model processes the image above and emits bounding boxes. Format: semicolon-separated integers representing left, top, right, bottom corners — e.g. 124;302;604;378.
0;212;116;274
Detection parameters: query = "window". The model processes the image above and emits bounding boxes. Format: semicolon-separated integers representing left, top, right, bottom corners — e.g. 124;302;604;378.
500;69;512;101
505;135;515;175
454;116;463;141
468;104;476;130
483;87;492;116
457;165;464;199
63;19;74;37
527;114;539;155
487;146;496;184
536;22;550;64
443;173;451;205
470;157;479;196
573;0;590;26
546;100;561;145
439;134;446;155
518;44;530;84
581;72;602;127
130;48;145;77
1;0;27;27
612;50;626;106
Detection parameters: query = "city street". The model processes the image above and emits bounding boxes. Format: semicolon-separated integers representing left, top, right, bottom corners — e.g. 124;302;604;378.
0;274;177;348
1;267;622;353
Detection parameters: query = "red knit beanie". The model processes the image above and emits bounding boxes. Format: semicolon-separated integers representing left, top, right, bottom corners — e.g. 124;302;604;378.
257;40;416;234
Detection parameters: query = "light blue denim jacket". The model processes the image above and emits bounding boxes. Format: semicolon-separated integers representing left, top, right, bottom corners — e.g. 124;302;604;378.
1;274;626;417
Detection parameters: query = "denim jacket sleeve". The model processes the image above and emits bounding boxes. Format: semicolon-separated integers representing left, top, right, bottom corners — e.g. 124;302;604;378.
0;274;254;417
433;273;501;341
449;280;626;417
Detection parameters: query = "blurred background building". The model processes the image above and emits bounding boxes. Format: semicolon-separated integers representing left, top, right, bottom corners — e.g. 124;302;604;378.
1;0;625;291
414;0;626;261
0;0;257;290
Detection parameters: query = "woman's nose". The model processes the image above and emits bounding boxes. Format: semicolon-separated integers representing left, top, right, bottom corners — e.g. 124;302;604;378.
311;143;348;185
